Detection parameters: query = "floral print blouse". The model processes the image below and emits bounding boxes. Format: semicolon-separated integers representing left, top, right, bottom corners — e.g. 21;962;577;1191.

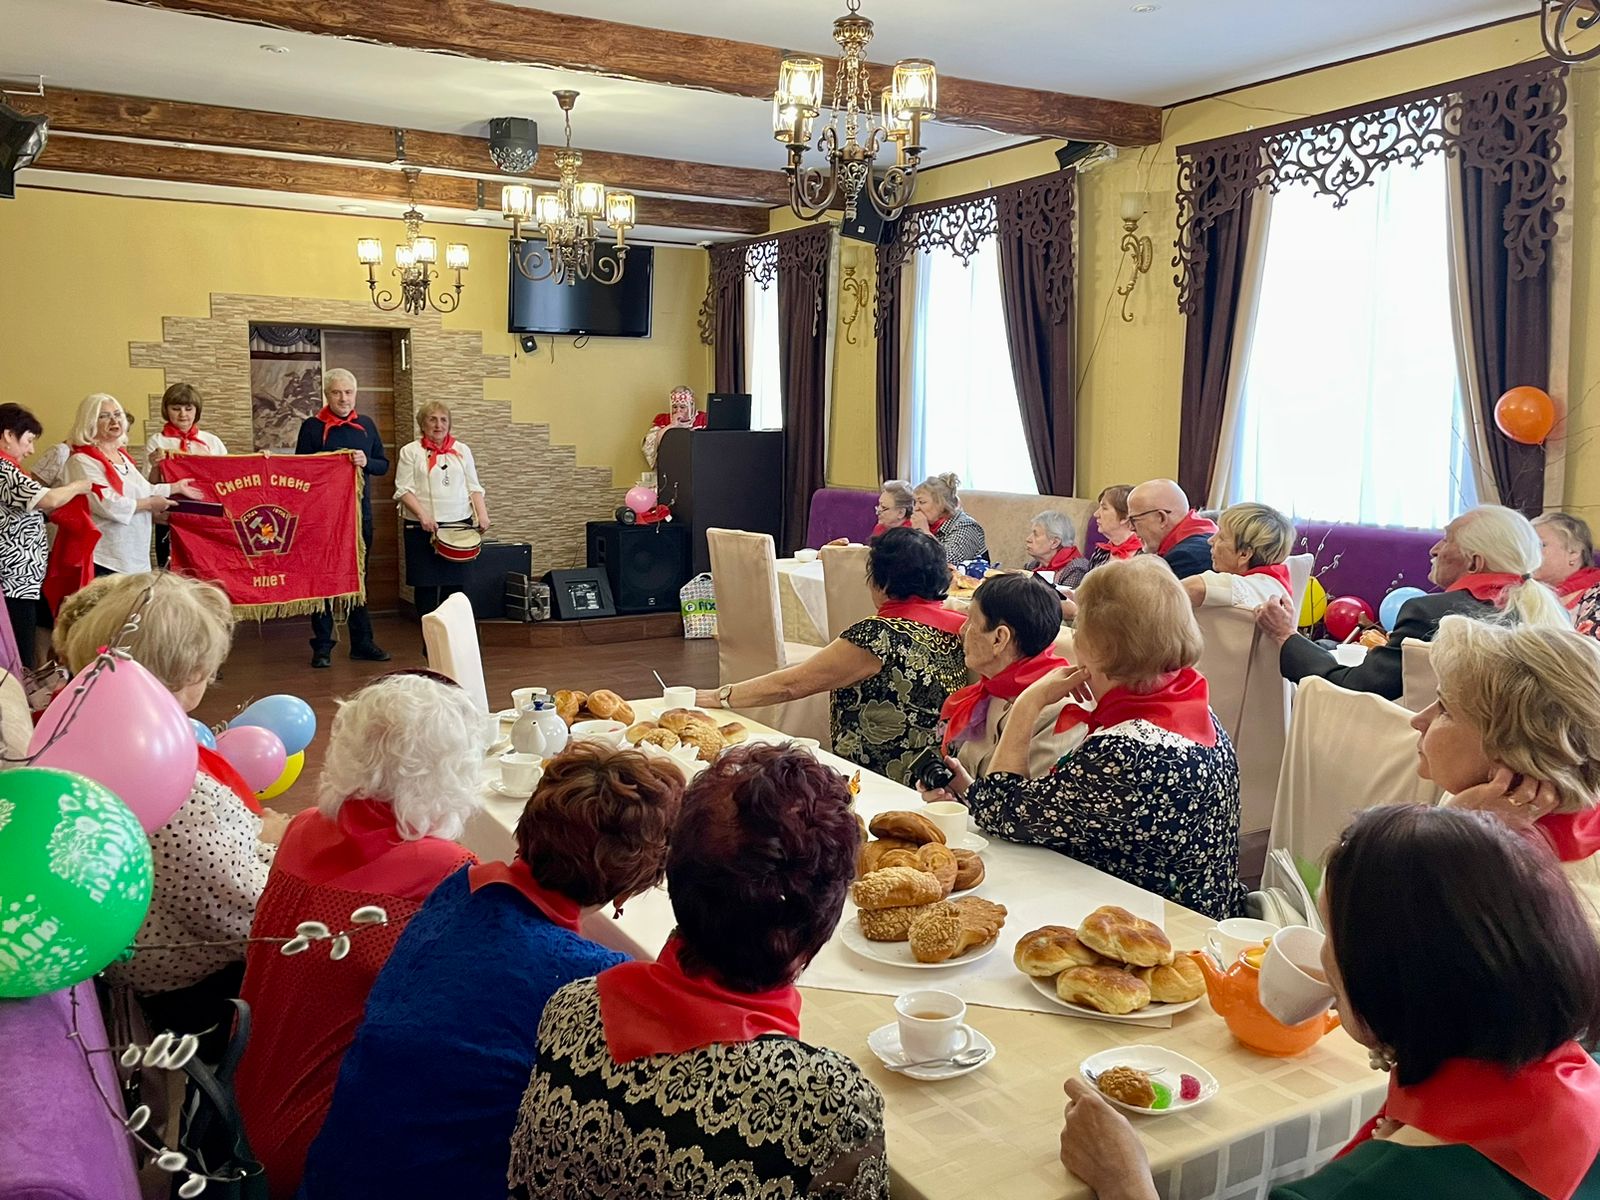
830;616;968;786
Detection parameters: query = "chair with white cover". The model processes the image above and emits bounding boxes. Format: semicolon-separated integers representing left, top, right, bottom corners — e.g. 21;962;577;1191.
706;528;829;743
1399;639;1438;712
420;592;490;716
1195;606;1291;839
1270;676;1442;872
820;543;876;641
1285;553;1313;616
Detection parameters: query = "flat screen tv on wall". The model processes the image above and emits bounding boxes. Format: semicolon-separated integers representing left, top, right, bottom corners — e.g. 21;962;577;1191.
507;245;654;338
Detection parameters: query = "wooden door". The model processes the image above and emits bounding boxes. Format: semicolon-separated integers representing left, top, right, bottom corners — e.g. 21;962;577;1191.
322;328;400;613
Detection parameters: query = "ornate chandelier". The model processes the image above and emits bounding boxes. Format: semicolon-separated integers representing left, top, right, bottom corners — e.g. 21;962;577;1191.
772;0;936;222
501;91;637;287
1541;0;1600;63
354;168;468;315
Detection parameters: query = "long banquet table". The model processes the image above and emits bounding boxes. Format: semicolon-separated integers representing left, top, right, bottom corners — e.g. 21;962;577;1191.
463;700;1383;1200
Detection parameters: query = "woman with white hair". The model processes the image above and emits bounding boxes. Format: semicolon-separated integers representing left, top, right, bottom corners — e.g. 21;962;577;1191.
1024;509;1090;589
911;472;988;563
394;400;490;617
1533;512;1600;612
1181;501;1295;611
64;392;202;574
1257;504;1570;701
234;671;482;1198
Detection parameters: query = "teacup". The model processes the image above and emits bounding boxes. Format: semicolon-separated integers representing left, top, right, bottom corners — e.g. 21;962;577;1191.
662;685;697;710
511;687;540;712
498;752;542;796
924;800;970;843
1258;925;1336;1025
1205;917;1279;967
894;989;970;1062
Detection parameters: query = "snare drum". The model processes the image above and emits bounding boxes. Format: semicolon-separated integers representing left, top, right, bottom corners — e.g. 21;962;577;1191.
431;525;482;562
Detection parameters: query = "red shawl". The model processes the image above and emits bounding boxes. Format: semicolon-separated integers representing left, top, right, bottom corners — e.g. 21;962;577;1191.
1158;511;1218;557
1537;809;1600;862
1244;563;1292;594
467;858;582;932
1097;535;1142;560
41;494;100;617
1054;666;1217;747
1557;566;1600;610
1338;1044;1600;1200
596;936;801;1065
316;406;364;443
161;422;205;453
1032;545;1081;577
942;647;1070;750
69;444;136;496
420;434;461;473
198;745;261;815
651;412;708;429
870;517;914;538
1448;572;1524;605
877;597;968;635
0;449;20;470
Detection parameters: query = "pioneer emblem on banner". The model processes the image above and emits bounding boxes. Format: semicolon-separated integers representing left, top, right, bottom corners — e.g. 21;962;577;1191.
232;504;300;557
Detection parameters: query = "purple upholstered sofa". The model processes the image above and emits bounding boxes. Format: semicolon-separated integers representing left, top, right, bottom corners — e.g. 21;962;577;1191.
804;488;879;548
0;983;140;1200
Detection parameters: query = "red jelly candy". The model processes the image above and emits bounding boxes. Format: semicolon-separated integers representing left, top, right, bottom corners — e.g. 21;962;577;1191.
1179;1074;1201;1102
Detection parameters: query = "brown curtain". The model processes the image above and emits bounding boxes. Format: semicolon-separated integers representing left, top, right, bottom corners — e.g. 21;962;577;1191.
1177;187;1257;504
874;260;903;483
707;243;745;394
996;176;1077;495
776;228;832;554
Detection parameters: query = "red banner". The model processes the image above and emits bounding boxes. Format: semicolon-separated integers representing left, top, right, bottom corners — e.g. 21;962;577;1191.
162;452;364;618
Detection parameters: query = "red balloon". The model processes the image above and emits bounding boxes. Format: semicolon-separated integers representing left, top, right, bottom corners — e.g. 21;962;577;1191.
1324;596;1375;643
1494;386;1557;445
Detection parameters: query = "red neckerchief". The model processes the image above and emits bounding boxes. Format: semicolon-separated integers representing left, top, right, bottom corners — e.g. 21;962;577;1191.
69;443;136;496
420;434;460;473
197;744;263;815
162;422;205;453
286;797;477;899
1557;566;1600;608
42;495;100;616
0;449;20;470
870;518;913;537
316;406;364;444
877;597;968;635
595;936;801;1065
942;647;1070;750
1536;809;1600;862
1244;563;1292;593
467;858;582;932
1337;1044;1600;1200
928;514;950;535
1448;571;1524;605
1034;545;1081;575
1158;511;1218;557
1054;666;1217;746
1097;535;1142;560
651;412;707;429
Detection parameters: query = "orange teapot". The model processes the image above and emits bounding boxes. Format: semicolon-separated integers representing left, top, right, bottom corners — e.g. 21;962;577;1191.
1190;949;1341;1057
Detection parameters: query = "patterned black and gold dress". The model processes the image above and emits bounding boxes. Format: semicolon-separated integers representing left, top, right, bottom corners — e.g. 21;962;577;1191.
829;615;968;786
506;979;890;1199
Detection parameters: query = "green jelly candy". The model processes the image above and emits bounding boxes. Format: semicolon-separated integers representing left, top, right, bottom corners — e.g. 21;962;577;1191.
1149;1081;1172;1110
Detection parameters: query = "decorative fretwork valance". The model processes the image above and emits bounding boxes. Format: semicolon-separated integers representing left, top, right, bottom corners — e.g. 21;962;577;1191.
697;224;831;344
873;172;1076;337
1173;60;1569;313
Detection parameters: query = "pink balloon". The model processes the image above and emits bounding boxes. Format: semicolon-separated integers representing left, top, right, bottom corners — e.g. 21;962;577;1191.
624;484;657;515
214;725;287;794
29;656;199;833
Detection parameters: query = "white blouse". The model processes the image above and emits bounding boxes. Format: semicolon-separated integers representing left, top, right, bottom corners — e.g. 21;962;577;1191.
65;449;173;574
145;429;227;466
394;439;484;525
1198;569;1292;611
32;442;70;488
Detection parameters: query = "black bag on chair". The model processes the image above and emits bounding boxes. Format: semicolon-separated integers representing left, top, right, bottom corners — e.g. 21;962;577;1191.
172;998;269;1200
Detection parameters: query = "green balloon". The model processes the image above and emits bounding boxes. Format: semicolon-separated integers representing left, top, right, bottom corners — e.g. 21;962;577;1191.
0;767;153;999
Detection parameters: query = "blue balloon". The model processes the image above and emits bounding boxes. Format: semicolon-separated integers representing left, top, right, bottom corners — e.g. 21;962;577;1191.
190;718;217;749
228;694;316;756
1379;586;1427;630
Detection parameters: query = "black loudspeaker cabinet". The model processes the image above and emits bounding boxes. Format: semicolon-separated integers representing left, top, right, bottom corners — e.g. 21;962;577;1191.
442;541;531;620
657;428;785;575
586;521;690;615
841;206;898;246
542;568;617;620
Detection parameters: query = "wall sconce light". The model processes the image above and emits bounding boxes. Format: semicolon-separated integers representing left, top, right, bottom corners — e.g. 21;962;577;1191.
1116;191;1154;323
840;260;871;345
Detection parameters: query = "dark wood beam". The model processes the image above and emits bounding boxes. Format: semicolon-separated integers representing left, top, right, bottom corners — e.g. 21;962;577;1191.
13;87;790;205
28;135;769;233
103;0;1163;144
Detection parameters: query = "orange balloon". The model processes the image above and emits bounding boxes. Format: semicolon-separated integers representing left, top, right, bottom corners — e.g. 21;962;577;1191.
1494;386;1556;445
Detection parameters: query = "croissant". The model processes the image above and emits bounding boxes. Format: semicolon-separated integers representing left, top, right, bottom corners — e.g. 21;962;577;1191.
907;897;1007;963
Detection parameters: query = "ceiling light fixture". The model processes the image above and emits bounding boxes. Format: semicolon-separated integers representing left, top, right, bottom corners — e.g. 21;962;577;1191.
773;0;936;222
1542;0;1600;63
500;90;635;287
0;100;48;200
354;167;468;314
488;117;539;174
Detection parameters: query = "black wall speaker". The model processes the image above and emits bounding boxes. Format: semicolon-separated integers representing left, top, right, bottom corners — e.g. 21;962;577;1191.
586;521;690;615
840;206;898;246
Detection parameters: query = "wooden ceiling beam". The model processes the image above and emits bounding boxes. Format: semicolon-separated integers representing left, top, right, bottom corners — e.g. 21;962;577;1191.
103;0;1163;144
28;135;770;234
12;88;790;205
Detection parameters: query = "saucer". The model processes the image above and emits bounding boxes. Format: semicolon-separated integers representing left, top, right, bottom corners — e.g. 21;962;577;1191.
495;708;519;723
1078;1045;1218;1115
867;1023;994;1080
489;779;534;799
947;832;988;853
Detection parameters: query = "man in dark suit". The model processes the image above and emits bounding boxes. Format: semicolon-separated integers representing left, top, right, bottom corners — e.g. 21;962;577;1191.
296;368;390;668
1126;479;1216;580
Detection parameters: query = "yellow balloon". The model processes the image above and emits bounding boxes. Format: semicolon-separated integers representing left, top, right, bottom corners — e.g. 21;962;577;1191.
1298;577;1328;629
257;750;305;802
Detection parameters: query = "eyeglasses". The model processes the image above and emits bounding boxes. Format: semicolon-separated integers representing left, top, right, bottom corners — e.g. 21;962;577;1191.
875;505;905;516
1127;508;1169;525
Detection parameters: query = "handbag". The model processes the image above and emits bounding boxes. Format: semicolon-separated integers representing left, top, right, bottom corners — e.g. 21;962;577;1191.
425;457;482;562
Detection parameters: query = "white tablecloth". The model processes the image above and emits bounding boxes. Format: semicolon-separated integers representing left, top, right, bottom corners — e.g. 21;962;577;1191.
775;557;828;645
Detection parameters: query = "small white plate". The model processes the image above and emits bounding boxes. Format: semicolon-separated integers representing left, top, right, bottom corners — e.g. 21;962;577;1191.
868;1022;995;1081
946;832;988;853
1028;974;1202;1021
488;779;535;799
495;708;519;723
838;915;999;969
1079;1045;1218;1115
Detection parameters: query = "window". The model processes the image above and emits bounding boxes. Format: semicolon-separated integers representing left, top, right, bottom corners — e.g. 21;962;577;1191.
743;276;783;430
906;238;1033;491
1223;153;1477;528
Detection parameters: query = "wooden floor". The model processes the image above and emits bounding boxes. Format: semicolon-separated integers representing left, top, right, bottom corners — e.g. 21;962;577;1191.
196;613;719;815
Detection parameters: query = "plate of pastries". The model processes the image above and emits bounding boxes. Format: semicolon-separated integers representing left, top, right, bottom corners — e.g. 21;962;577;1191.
620;706;749;764
841;810;1005;967
1012;905;1205;1020
553;689;635;726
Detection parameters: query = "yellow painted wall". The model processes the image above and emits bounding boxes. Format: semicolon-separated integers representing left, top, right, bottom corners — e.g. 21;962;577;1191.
797;16;1600;518
0;188;711;488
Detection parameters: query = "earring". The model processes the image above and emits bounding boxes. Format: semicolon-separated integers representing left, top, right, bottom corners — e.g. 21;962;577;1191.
1368;1045;1397;1073
612;903;624;919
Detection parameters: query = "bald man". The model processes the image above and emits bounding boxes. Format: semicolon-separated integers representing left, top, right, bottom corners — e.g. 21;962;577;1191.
1125;479;1217;580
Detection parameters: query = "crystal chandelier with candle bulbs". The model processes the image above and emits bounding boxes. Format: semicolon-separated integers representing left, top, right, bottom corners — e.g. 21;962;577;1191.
354;168;468;314
772;0;936;222
500;91;637;287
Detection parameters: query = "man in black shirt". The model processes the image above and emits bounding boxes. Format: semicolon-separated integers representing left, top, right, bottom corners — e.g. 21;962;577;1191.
295;368;390;667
